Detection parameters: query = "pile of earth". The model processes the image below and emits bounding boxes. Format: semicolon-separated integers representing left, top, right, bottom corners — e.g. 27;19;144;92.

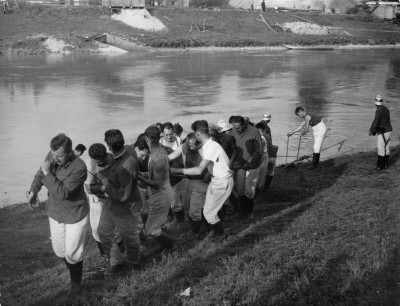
282;22;330;35
111;9;166;31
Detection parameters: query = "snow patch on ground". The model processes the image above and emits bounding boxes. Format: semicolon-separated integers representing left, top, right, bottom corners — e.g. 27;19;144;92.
282;22;330;35
112;9;166;31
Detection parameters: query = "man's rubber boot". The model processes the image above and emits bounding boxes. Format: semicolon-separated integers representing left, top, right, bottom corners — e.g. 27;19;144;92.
66;260;83;294
217;204;228;221
201;211;212;232
189;217;202;234
211;221;225;236
315;153;320;168
246;196;254;214
139;230;147;244
376;155;384;170
384;155;390;169
174;209;185;223
228;191;240;212
154;232;174;249
140;213;148;226
308;153;318;170
263;175;273;190
117;240;126;254
70;261;83;284
96;241;105;256
238;195;248;213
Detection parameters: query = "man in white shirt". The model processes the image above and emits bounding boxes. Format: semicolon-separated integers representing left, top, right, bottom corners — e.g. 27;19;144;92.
171;120;233;237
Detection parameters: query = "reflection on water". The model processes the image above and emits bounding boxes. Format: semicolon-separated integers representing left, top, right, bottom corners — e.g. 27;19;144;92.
1;49;400;207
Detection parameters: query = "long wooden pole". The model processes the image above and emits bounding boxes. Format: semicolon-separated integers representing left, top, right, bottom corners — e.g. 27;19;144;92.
296;136;302;159
286;136;290;164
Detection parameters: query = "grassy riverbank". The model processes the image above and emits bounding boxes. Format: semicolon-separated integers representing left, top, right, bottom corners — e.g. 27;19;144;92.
1;5;400;54
1;148;400;305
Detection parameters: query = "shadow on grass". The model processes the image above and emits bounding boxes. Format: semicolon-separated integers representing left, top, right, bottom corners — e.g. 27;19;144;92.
83;157;348;304
0;154;351;305
251;246;400;306
123;200;315;305
122;155;349;304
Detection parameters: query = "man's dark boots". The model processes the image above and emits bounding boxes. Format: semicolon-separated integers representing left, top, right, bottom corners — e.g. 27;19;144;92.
63;259;83;294
117;240;126;254
315;153;320;168
228;191;240;213
384;155;390;169
217;204;228;221
189;217;202;236
140;213;148;226
211;221;225;236
376;155;384;170
264;175;273;190
154;232;174;250
237;195;247;215
174;209;185;223
96;241;105;256
246;197;254;219
308;153;320;170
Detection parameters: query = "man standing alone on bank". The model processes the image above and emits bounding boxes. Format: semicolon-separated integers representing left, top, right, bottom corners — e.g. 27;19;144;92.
288;107;327;169
28;133;89;294
369;94;392;170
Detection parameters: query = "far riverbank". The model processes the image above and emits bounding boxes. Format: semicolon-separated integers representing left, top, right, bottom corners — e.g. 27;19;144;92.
1;6;400;54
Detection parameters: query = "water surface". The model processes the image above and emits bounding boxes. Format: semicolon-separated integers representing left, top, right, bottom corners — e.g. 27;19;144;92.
1;49;400;207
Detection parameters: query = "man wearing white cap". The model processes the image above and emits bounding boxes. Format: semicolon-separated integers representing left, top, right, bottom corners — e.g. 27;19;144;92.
217;120;233;135
260;111;277;189
369;94;392;170
261;112;272;137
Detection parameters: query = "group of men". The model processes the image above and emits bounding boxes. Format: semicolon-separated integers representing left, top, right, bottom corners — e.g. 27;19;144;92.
26;94;391;294
26;112;280;294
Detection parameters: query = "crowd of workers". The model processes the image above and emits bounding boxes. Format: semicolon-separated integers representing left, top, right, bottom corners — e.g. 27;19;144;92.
26;95;392;295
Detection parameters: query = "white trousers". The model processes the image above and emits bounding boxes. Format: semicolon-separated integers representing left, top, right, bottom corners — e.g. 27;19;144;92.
89;196;103;242
312;121;327;153
49;215;88;264
257;154;269;189
377;132;391;156
203;176;234;225
267;157;276;176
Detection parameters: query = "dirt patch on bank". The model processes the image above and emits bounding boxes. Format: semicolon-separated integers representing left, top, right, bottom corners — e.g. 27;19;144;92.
112;8;166;31
283;21;330;35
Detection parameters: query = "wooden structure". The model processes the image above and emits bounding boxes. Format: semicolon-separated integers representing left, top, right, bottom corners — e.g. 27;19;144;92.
56;0;89;5
366;1;400;19
102;0;145;8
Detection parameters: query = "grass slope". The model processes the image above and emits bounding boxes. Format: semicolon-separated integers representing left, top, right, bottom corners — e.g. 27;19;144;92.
1;149;400;305
1;6;400;53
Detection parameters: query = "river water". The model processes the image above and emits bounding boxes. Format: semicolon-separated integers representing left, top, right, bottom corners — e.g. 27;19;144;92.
1;48;400;208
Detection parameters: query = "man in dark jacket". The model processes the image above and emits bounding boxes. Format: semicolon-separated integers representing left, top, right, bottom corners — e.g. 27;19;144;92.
369;94;392;170
98;129;142;272
230;116;263;219
28;133;89;294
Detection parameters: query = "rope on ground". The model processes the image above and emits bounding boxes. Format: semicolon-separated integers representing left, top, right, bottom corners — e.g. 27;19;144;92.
274;139;355;176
